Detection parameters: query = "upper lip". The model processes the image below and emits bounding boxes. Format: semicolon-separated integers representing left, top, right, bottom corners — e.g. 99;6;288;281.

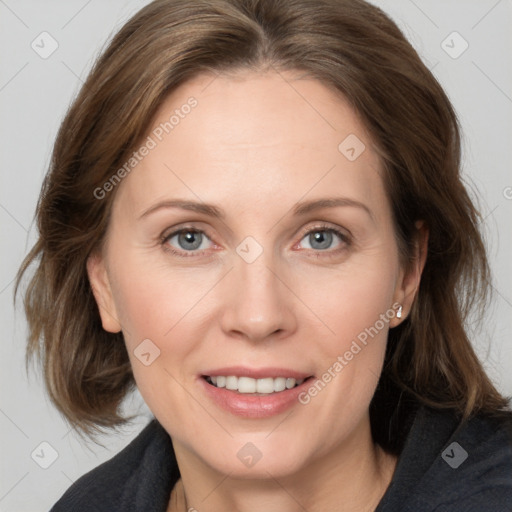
201;366;313;380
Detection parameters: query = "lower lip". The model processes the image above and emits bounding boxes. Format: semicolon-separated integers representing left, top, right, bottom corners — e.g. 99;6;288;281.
199;377;314;418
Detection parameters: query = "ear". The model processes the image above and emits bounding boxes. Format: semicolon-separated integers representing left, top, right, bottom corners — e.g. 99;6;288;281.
390;220;429;327
86;252;122;333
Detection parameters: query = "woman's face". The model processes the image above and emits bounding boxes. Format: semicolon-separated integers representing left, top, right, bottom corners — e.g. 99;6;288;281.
89;70;419;478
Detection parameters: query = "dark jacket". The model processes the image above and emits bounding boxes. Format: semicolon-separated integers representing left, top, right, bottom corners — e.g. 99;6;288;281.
51;405;512;511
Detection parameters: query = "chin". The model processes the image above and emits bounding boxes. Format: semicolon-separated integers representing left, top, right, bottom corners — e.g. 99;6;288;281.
191;431;316;480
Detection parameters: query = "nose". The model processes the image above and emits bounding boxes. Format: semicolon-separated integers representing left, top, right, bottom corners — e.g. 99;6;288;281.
219;250;298;343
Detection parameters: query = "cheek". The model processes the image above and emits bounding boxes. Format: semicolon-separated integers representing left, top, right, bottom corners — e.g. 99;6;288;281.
291;258;396;417
108;254;212;347
112;278;169;348
295;255;397;347
108;262;204;423
106;254;220;398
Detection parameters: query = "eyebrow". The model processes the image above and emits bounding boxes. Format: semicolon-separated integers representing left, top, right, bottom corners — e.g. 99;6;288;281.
139;200;225;220
139;197;373;221
292;198;373;221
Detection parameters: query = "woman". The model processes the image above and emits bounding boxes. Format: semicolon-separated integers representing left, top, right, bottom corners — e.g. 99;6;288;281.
16;0;512;510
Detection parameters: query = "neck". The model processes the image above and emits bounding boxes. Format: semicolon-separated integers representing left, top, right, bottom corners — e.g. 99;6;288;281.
172;416;398;512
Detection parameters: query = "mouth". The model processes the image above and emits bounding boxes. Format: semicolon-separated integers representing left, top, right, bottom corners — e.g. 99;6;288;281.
199;367;315;417
202;375;312;395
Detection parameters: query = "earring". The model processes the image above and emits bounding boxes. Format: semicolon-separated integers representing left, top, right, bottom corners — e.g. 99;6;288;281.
396;305;403;319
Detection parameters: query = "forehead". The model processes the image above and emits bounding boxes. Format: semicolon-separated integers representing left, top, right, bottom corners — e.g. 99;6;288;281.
114;70;386;219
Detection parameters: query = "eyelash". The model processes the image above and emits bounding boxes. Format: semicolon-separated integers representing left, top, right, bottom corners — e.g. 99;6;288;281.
160;224;351;259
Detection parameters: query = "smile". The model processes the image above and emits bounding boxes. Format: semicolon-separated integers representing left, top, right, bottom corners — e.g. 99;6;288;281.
205;375;305;394
199;369;315;418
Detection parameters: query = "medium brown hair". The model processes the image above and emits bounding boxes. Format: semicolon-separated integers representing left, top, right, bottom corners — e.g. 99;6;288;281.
16;0;511;444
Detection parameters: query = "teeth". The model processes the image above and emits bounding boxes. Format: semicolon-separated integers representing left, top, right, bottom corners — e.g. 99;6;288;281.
274;377;286;392
256;377;274;394
225;376;238;390
239;376;256;393
207;375;306;394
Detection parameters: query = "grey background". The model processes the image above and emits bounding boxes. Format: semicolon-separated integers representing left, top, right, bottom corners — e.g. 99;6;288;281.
1;1;511;510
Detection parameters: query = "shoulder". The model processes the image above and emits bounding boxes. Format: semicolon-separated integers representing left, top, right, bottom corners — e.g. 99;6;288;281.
378;405;512;512
50;419;179;512
430;410;512;511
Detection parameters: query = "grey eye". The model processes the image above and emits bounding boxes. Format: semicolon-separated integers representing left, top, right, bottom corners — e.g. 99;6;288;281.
301;229;343;251
308;231;333;250
167;230;210;251
179;231;202;250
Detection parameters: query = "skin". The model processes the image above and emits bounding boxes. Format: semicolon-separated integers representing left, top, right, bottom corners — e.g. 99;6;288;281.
88;69;428;512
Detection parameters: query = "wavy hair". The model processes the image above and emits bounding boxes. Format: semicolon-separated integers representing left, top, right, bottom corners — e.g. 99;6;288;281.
16;0;511;444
